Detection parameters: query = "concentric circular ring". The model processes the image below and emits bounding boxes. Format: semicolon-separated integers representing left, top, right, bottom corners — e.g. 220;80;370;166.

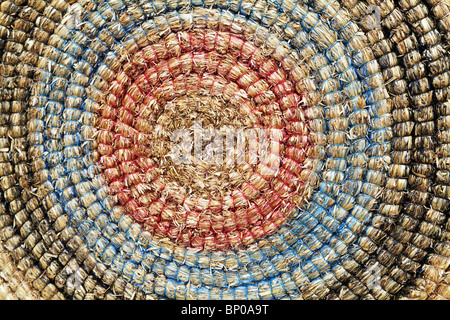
95;29;313;251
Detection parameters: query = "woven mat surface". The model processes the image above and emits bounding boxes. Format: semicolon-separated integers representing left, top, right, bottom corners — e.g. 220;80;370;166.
0;0;449;300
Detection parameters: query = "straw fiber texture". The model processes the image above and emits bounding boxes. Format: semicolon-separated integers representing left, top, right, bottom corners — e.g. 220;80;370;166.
0;0;449;300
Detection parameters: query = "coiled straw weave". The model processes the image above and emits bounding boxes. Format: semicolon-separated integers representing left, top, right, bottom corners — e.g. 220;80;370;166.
0;0;449;300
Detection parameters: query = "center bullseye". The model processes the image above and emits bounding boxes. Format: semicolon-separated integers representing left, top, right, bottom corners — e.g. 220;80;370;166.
149;93;250;195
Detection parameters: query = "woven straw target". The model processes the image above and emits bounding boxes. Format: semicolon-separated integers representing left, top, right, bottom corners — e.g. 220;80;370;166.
0;0;449;300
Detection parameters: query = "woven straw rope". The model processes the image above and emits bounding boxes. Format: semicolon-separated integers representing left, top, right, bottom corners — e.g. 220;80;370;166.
0;0;449;300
